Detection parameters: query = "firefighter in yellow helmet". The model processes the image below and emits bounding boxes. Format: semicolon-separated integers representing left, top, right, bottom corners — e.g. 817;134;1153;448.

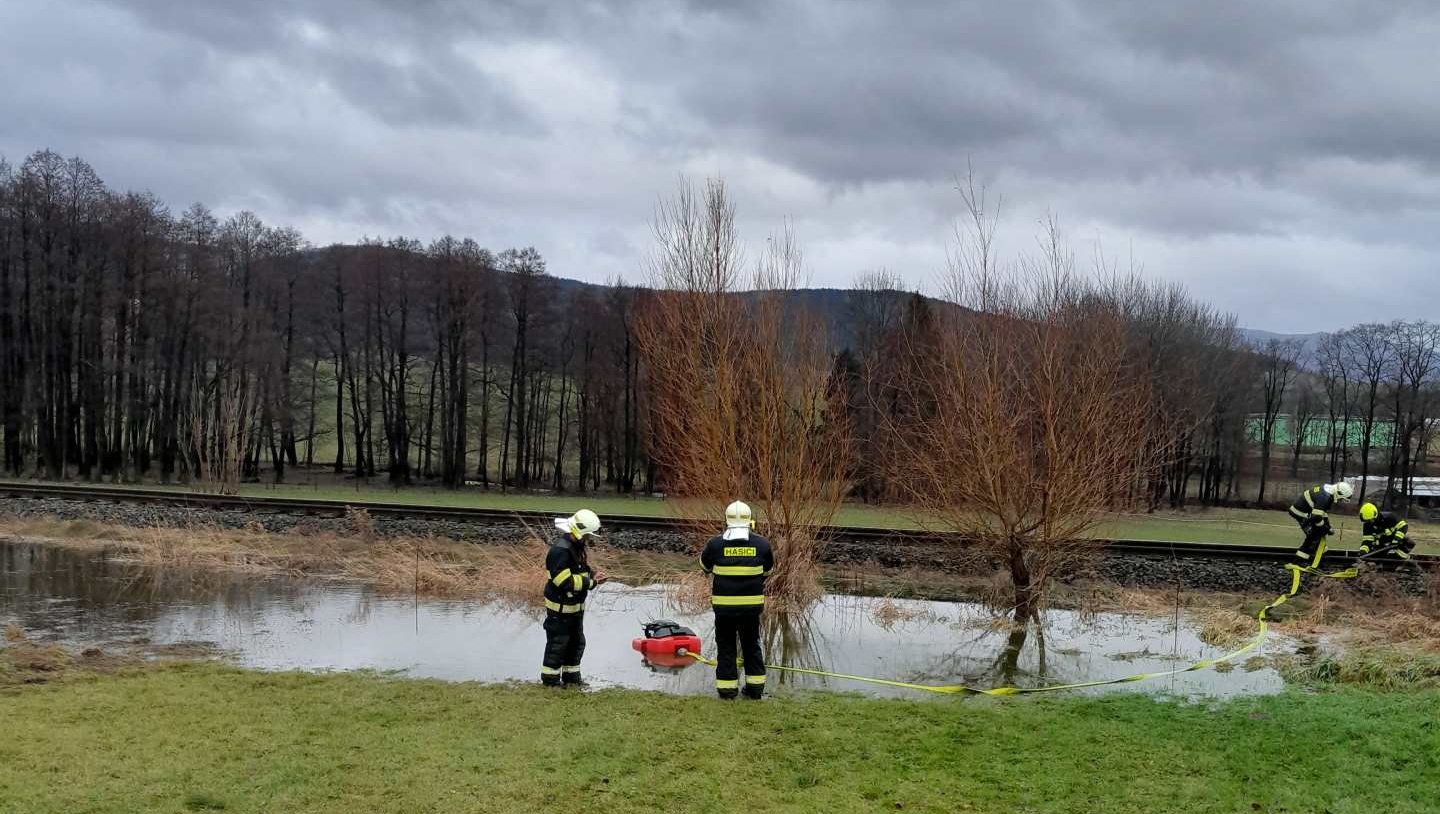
540;509;606;687
1358;502;1414;561
700;501;774;699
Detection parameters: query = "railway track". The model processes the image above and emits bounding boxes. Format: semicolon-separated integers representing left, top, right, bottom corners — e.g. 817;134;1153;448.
0;480;1433;567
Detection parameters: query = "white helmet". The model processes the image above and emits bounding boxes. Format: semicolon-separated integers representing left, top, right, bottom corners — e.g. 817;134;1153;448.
1333;481;1354;501
556;509;601;539
724;501;754;529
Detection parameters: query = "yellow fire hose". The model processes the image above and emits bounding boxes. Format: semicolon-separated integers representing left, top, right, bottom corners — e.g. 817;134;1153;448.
685;560;1358;697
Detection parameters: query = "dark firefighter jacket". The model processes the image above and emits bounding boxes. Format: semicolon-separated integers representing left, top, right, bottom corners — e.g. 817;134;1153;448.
700;532;774;615
544;536;596;614
1361;512;1411;554
1289;485;1338;530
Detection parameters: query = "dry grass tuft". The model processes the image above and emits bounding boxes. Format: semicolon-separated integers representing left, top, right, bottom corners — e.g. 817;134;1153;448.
1295;595;1334;629
0;515;120;550
0;627;208;687
0;628;75;679
342;536;552;608
763;546;824;616
345;507;377;543
664;570;712;617
1286;645;1440;690
1194;606;1255;648
870;596;928;630
1077;583;1194;620
11;643;72;673
118;527;300;576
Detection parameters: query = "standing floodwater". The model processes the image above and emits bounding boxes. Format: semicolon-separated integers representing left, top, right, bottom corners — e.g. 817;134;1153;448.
0;540;1288;698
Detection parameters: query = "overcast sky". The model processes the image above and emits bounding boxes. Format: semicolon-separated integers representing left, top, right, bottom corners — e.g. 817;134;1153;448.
2;0;1436;332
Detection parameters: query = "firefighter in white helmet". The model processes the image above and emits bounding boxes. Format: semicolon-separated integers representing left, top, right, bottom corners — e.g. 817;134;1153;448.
1287;481;1353;578
700;501;774;699
541;509;606;687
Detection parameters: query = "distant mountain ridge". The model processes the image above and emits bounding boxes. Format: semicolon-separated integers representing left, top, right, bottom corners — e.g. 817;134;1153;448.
547;269;1332;363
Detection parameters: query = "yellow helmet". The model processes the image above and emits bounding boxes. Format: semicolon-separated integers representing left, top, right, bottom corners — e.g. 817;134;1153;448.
1359;503;1378;522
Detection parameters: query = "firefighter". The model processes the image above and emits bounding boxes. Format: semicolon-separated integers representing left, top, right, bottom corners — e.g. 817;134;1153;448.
1287;481;1354;570
541;509;606;687
1358;502;1414;561
700;501;774;700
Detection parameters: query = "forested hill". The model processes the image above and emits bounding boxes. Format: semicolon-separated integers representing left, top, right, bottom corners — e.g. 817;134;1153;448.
541;266;1331;359
391;255;895;355
1236;329;1326;367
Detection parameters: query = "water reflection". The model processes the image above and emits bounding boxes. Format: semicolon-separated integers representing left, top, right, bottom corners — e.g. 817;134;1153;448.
0;541;1287;699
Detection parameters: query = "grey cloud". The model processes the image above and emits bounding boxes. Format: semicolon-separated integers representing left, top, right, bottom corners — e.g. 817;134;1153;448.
91;0;540;132
1;0;1436;330
657;1;1440;184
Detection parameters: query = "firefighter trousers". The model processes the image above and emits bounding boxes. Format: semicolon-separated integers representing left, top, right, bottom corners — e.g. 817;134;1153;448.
541;612;586;686
714;610;765;699
1293;520;1329;568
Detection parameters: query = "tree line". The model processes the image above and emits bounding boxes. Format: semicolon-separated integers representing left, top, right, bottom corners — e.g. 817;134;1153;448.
0;150;646;494
836;278;1436;516
0;149;1434;515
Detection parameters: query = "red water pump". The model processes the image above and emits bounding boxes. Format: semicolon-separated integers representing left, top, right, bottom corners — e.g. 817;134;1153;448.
632;620;701;672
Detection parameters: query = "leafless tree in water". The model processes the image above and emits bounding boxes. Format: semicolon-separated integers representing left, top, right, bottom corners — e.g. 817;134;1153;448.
876;170;1157;621
636;177;848;612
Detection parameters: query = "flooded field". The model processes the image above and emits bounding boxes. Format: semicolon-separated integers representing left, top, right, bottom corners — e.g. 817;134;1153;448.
1;540;1290;698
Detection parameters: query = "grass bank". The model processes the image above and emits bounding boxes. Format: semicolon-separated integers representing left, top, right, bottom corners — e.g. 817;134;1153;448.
0;661;1436;814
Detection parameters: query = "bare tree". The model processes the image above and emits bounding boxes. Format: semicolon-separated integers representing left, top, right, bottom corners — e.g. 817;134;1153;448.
1383;320;1440;508
1288;380;1318;478
1254;338;1302;503
1345;324;1396;504
497;246;548;490
1111;274;1244;508
877;175;1156;619
636;177;847;611
0;157;21;475
1316;331;1353;481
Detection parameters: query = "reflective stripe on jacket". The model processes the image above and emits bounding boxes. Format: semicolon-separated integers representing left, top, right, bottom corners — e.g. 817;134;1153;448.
700;532;774;614
544;537;594;614
1362;513;1409;548
1289;485;1335;525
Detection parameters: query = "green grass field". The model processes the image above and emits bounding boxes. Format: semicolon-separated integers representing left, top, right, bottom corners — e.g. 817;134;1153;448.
1096;510;1438;552
4;477;1435;553
1;665;1437;813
